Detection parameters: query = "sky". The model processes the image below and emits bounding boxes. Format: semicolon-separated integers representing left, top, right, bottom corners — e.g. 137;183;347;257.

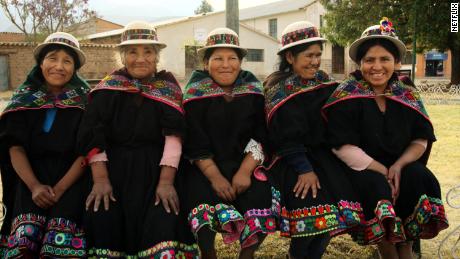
0;0;280;32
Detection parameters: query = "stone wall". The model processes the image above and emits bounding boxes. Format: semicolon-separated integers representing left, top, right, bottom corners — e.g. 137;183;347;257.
0;42;120;90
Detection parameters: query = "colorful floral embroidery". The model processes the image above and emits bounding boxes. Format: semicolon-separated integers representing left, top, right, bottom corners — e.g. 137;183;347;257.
41;217;86;258
137;240;199;259
206;33;239;46
0;234;8;258
323;71;430;125
279;204;341;238
92;69;184;114
264;70;336;123
281;26;321;46
6;214;86;258
183;70;263;104
240;208;277;248
349;200;405;245
188;203;245;244
2;66;90;117
88;248;124;258
404;194;449;240
7;213;46;257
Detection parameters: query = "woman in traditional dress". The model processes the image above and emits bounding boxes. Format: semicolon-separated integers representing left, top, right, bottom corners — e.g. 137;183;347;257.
322;18;449;259
182;28;276;259
0;32;89;258
264;21;363;259
77;21;198;258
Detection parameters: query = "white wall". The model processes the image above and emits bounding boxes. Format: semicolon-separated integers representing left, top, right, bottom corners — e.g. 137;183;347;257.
156;13;279;81
241;11;306;40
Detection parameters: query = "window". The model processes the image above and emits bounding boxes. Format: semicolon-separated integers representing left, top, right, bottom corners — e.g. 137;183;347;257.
269;18;277;38
246;49;264;62
402;50;413;65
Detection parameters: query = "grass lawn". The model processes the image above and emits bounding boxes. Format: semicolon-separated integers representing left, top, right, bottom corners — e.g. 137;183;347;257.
215;104;460;258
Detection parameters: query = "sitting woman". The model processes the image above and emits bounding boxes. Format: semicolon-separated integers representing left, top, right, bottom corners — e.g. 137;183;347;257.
182;28;276;259
77;21;198;258
264;21;363;259
0;32;90;258
322;18;449;259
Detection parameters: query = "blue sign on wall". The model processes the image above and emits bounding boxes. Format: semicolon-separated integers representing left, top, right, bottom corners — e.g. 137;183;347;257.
425;51;448;60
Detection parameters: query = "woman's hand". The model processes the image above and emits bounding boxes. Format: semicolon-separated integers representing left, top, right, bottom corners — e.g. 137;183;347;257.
31;184;56;209
388;163;403;203
232;169;252;195
86;178;116;212
210;174;236;202
293;172;321;199
155;183;179;215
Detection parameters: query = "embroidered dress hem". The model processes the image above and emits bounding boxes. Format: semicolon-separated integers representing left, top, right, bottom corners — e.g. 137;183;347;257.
0;234;8;258
188;203;245;244
240;208;277;248
330;200;365;236
404;194;449;240
349;200;405;245
6;214;86;258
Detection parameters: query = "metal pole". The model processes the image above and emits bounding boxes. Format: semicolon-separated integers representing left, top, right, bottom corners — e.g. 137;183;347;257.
226;0;239;34
411;0;417;82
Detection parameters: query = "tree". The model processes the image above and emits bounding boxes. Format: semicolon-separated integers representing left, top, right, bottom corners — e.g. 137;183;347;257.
194;0;213;14
0;0;96;42
321;0;460;84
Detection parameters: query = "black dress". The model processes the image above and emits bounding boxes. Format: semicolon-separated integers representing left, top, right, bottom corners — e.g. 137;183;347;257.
322;71;449;245
0;66;90;258
77;69;199;258
264;71;363;241
181;70;276;248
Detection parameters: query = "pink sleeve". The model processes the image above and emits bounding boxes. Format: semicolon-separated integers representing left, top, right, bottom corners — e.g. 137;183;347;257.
160;135;182;169
411;139;428;149
89;151;108;164
332;144;373;171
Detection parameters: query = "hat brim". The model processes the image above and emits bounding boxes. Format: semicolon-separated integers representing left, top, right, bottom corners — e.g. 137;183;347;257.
277;37;326;55
118;39;167;49
349;35;406;63
197;44;248;57
33;42;86;67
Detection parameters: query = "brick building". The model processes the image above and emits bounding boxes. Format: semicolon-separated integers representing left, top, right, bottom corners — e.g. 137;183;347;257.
0;42;119;90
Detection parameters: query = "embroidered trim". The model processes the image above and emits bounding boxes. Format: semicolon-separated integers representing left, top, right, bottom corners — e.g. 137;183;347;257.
404;194;449;240
264;70;335;123
1;66;90;117
121;29;158;42
87;248;124;258
183;70;263;104
349;200;405;245
281;27;321;46
91;69;184;114
322;72;430;125
188;203;245;244
7;213;47;257
206;33;240;46
244;139;264;164
0;234;8;259
41;218;86;258
137;240;199;258
240;209;277;248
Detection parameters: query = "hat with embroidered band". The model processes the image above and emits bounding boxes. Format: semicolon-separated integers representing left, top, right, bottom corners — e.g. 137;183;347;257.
118;21;166;49
33;32;86;67
277;21;326;55
197;27;247;57
349;17;406;63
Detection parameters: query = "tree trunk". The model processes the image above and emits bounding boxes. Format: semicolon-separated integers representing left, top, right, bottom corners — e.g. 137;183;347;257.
451;45;460;85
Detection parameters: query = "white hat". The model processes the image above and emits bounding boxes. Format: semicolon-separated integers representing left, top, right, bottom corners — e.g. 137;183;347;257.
118;21;166;49
278;21;326;54
197;27;247;57
349;17;406;63
33;32;86;66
